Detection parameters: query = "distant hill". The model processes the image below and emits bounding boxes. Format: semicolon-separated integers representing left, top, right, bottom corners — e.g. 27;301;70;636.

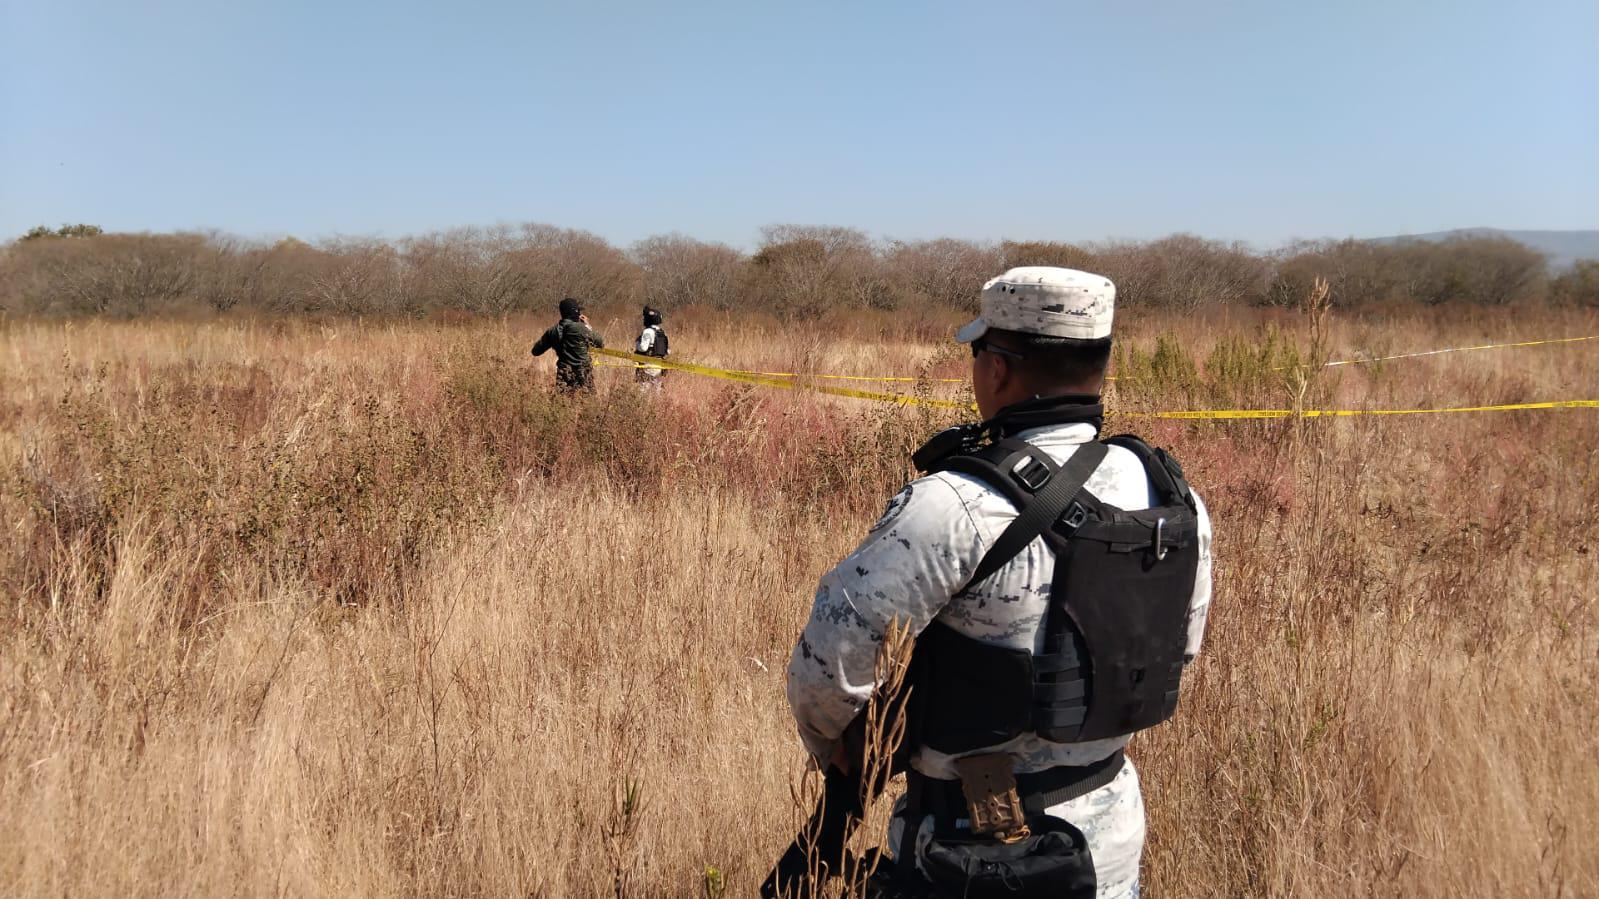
1368;228;1599;270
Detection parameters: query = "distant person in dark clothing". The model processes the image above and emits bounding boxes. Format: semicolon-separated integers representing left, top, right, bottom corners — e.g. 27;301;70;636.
531;297;605;391
634;305;669;387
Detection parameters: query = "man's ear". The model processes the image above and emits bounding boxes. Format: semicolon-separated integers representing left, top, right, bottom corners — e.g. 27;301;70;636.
990;354;1014;391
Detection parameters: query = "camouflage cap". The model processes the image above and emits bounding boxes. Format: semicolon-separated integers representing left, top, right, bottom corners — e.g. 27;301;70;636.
955;266;1115;343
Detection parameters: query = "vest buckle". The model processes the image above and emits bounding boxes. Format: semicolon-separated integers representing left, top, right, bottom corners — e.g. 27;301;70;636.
1060;501;1089;532
1154;517;1168;560
1014;457;1051;491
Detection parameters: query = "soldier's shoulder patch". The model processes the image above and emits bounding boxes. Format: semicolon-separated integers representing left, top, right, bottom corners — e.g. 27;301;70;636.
869;485;914;533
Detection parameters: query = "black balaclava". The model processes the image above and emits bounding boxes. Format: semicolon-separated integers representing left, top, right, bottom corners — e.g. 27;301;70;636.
642;306;663;327
559;297;583;321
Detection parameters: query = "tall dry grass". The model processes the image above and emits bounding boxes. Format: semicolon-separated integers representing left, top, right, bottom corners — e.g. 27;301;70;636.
1;308;1596;897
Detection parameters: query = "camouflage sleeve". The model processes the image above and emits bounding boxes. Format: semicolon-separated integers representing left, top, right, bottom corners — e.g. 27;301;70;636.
1184;490;1214;661
587;324;604;348
531;323;560;356
785;475;985;760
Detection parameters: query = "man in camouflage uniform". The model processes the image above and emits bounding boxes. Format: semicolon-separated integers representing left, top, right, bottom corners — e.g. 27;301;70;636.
784;267;1214;898
633;305;669;387
531;297;605;391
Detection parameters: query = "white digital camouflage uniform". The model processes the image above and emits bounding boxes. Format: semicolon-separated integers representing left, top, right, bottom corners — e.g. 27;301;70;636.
634;325;665;380
785;266;1214;899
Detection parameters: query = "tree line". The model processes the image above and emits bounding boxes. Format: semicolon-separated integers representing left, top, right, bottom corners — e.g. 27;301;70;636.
3;222;1594;318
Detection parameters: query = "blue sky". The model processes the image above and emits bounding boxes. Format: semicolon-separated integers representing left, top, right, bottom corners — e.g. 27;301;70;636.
2;0;1595;249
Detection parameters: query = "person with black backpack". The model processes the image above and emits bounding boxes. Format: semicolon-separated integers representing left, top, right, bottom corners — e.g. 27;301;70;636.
531;297;605;392
633;305;669;388
773;267;1213;899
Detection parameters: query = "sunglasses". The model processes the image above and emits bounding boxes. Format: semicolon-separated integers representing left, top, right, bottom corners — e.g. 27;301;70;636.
970;338;1026;361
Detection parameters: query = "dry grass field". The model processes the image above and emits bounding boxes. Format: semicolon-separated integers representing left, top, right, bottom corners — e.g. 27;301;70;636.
2;305;1596;897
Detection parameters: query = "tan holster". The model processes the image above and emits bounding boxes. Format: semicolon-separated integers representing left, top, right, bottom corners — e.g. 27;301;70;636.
953;754;1031;843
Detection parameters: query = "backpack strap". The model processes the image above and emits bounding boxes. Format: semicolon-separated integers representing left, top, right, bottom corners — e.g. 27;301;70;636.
954;440;1110;588
1103;435;1196;511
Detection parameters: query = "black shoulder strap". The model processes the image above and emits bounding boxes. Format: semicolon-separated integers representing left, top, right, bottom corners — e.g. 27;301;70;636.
1103;435;1195;511
935;440;1047;511
965;441;1109;587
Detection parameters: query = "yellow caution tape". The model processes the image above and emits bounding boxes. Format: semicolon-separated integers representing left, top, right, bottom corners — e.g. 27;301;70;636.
611;333;1596;383
593;348;973;410
729;368;967;383
600;358;964;383
1140;400;1599;419
597;357;965;383
594;349;1598;419
1324;334;1599;367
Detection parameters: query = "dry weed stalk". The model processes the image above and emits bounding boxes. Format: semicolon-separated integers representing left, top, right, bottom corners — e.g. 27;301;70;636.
1285;276;1333;441
784;616;916;899
0;312;1595;897
844;616;916;896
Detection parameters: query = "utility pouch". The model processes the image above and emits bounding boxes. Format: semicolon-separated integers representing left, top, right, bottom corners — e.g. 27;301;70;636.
919;815;1096;899
953;754;1028;841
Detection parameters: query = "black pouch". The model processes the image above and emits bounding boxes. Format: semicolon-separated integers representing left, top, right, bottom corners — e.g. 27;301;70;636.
919;816;1095;899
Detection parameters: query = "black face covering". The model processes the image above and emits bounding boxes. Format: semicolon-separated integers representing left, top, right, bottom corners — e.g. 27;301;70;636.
559;298;583;321
912;395;1103;474
985;394;1104;437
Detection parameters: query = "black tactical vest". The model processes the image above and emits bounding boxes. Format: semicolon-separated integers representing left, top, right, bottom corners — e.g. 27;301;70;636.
646;327;669;358
906;402;1201;753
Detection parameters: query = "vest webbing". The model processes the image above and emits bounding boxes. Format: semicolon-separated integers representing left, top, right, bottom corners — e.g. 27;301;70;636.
949;438;1109;587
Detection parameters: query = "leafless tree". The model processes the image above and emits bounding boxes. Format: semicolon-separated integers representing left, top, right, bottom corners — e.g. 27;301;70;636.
1091;235;1270;309
400;226;534;315
505;223;643;313
302;237;403;314
1271;237;1546;308
999;240;1097;273
1551;261;1599;307
882;238;1002;313
631;234;745;310
0;223;1564;318
749;225;883;316
5;232;204;315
